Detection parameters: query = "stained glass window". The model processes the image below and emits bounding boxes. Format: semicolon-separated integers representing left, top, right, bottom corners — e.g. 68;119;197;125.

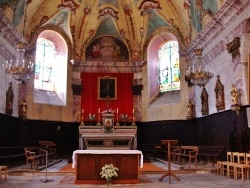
34;38;56;91
159;41;180;92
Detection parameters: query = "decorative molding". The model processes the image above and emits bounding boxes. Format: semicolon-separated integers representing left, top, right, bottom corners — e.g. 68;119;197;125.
185;0;248;57
227;37;241;59
72;61;144;73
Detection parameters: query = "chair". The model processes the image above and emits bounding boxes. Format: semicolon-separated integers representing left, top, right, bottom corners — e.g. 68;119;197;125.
220;151;234;177
0;166;7;181
24;147;36;168
234;153;250;181
188;147;199;168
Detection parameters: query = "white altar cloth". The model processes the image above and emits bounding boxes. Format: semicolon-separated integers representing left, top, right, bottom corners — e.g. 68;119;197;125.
72;149;143;168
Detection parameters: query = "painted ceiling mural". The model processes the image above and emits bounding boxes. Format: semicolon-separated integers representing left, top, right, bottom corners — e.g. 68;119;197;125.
0;0;226;62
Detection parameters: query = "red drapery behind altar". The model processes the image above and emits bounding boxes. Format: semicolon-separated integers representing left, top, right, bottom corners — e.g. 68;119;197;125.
81;73;134;119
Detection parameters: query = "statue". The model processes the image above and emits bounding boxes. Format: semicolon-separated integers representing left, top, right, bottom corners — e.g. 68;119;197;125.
5;82;14;115
230;84;238;105
19;99;27;119
187;99;194;119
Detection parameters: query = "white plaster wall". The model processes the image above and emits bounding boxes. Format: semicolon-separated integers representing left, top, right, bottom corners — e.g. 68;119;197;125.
192;2;250;117
0;60;20;117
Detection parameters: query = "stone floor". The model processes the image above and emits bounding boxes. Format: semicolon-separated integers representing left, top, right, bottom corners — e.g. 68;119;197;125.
1;158;250;188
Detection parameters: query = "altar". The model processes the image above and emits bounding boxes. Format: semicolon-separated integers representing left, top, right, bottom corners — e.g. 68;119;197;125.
72;150;143;184
79;126;137;150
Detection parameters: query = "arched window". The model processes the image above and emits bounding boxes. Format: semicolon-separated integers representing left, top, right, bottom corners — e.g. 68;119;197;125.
159;41;180;92
34;38;56;91
148;33;180;105
34;30;68;106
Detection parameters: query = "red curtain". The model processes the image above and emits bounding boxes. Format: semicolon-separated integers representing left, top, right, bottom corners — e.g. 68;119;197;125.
81;73;134;117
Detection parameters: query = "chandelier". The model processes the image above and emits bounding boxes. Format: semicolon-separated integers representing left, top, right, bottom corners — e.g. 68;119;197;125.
2;1;34;84
3;42;34;84
185;49;213;87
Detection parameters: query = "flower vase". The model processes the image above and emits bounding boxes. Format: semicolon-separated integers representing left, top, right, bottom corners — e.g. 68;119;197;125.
107;178;112;186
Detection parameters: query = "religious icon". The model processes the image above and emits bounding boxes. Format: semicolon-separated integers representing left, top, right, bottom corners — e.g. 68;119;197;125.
5;82;14;115
230;84;238;105
98;76;117;100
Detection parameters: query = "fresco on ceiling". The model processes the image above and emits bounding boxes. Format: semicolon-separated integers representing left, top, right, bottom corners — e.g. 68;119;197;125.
98;0;118;8
146;11;170;39
190;0;218;32
0;0;25;27
85;36;129;61
93;17;122;41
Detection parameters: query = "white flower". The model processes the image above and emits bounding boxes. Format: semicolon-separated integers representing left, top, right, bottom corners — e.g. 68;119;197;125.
119;114;128;121
100;164;119;180
88;113;96;120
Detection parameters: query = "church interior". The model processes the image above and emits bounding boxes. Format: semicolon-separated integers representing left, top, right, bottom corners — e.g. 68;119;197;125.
1;0;250;186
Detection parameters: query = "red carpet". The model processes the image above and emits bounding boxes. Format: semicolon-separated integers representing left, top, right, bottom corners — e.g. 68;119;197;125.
59;162;165;172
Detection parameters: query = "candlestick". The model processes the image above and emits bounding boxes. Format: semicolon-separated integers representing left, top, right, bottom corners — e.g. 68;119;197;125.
80;109;85;126
97;108;101;126
132;108;136;126
117;108;118;114
116;109;119;126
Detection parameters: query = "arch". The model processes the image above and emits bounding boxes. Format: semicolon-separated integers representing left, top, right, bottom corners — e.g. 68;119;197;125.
34;30;68;106
147;32;180;104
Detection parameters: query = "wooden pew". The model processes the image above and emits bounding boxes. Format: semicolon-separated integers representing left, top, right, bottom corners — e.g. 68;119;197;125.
174;146;199;168
38;141;57;162
198;146;225;166
24;147;46;169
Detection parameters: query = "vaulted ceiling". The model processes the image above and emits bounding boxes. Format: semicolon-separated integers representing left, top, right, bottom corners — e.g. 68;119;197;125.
0;0;226;62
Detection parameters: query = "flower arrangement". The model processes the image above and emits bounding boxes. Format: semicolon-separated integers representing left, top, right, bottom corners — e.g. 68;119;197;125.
100;164;119;185
101;108;116;114
119;114;128;121
103;120;113;133
88;113;96;120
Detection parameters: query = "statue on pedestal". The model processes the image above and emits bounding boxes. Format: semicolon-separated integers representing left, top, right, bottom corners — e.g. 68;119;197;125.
19;99;27;119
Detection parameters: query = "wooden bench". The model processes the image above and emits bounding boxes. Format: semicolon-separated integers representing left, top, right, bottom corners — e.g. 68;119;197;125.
39;141;57;162
198;146;225;166
174;146;199;168
24;147;46;169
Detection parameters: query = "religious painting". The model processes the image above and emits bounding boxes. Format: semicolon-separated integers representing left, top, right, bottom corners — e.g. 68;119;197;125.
214;75;225;112
85;36;129;61
201;87;209;116
98;76;117;100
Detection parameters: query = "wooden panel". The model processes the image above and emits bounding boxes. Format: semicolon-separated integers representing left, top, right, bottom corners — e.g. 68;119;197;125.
75;153;139;184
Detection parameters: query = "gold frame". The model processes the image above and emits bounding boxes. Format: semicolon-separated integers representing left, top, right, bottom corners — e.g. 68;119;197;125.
98;76;117;100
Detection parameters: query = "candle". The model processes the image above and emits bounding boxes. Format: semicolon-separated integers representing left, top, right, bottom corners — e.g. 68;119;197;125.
98;108;100;113
133;108;134;114
117;108;118;114
82;109;84;114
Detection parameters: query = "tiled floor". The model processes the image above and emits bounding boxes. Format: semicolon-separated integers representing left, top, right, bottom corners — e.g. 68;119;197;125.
1;159;250;187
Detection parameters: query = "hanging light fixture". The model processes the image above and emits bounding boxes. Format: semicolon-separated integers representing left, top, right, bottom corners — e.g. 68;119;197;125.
185;49;213;87
2;1;34;84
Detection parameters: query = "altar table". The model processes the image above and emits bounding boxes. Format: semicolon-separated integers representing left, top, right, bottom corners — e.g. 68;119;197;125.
72;150;143;184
